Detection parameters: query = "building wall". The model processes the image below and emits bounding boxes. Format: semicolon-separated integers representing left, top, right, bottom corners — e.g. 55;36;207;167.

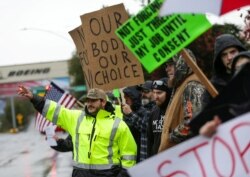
0;60;70;97
0;60;69;84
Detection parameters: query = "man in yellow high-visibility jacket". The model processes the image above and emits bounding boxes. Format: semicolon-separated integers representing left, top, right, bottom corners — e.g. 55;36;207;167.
18;86;137;177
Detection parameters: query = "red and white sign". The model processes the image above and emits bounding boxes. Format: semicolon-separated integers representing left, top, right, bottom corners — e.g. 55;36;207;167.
159;0;249;16
128;112;250;177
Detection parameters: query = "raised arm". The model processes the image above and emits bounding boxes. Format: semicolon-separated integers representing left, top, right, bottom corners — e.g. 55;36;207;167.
18;85;33;100
18;85;45;112
199;115;221;137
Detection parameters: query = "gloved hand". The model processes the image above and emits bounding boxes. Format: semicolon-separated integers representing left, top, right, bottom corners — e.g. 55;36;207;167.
229;101;250;116
117;168;130;177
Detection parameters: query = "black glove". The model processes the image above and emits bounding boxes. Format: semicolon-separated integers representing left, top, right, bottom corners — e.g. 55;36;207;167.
229;101;250;116
117;168;130;177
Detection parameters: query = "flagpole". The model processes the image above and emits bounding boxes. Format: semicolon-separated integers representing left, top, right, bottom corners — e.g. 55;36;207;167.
76;100;85;108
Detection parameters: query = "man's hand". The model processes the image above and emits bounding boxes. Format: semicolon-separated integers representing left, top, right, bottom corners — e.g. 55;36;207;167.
122;104;132;115
199;115;221;137
18;85;33;100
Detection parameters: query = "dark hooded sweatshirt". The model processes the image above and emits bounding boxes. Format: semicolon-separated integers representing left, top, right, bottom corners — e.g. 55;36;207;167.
211;34;246;92
123;86;146;162
147;77;172;157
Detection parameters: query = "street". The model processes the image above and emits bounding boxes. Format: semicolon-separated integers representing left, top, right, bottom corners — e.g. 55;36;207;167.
0;118;72;177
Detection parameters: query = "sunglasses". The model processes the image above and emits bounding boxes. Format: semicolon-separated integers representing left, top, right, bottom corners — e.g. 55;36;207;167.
153;80;166;87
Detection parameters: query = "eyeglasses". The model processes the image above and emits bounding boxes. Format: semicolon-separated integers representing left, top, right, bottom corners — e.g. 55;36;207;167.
153;80;166;87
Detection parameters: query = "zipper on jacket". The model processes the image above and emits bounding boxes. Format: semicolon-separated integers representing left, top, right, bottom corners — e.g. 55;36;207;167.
88;118;96;158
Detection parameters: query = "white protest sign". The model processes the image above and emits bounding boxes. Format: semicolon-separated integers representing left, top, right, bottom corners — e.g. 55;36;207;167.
45;125;57;146
129;112;250;177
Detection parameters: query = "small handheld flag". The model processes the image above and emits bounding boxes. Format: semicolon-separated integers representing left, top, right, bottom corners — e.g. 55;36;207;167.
35;82;77;133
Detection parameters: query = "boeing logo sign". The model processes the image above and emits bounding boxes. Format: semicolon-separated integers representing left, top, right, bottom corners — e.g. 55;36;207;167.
8;68;50;77
0;60;69;84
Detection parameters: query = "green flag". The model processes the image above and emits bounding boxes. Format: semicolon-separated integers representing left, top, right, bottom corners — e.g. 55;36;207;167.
116;0;212;73
113;88;120;98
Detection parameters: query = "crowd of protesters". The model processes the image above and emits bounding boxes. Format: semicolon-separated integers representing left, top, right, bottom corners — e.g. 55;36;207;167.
18;33;250;177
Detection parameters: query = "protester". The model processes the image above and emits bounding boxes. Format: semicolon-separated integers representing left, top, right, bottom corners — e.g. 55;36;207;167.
210;33;246;92
137;80;155;110
158;49;207;152
147;77;172;157
18;86;137;177
194;35;247;136
165;58;176;81
231;51;250;75
122;86;148;162
199;51;250;137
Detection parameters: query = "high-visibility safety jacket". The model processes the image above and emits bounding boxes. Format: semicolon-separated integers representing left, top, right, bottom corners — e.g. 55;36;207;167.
114;105;123;119
42;100;137;170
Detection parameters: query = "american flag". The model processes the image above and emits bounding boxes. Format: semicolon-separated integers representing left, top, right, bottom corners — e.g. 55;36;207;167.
35;82;77;132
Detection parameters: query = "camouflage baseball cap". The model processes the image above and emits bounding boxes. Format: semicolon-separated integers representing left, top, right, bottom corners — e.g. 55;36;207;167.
175;48;196;74
173;49;196;86
86;88;107;101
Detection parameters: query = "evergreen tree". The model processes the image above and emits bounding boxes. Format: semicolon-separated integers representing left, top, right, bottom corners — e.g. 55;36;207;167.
68;52;86;99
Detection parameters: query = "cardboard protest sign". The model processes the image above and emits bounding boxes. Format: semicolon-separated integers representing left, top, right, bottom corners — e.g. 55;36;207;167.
69;26;89;72
70;4;144;91
128;112;250;177
115;0;212;73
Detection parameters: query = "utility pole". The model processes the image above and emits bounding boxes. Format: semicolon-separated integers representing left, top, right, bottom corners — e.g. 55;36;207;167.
10;96;18;133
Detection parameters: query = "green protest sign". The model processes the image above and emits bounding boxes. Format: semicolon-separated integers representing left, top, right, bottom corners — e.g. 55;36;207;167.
115;0;212;73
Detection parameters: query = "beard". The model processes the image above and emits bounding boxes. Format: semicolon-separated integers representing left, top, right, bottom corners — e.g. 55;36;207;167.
87;106;98;115
168;77;175;88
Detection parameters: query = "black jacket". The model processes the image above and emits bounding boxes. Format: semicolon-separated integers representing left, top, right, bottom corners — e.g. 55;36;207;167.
147;99;169;157
51;134;73;152
123;86;144;162
190;63;250;135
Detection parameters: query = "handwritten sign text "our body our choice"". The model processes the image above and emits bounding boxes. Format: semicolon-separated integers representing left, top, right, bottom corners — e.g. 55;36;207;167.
70;4;144;91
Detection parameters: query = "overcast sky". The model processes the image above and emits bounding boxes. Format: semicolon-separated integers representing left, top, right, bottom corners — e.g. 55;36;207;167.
0;0;142;67
0;0;248;67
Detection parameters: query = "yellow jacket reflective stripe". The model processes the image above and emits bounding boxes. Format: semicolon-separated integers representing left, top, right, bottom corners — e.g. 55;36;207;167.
42;99;137;169
114;105;123;119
